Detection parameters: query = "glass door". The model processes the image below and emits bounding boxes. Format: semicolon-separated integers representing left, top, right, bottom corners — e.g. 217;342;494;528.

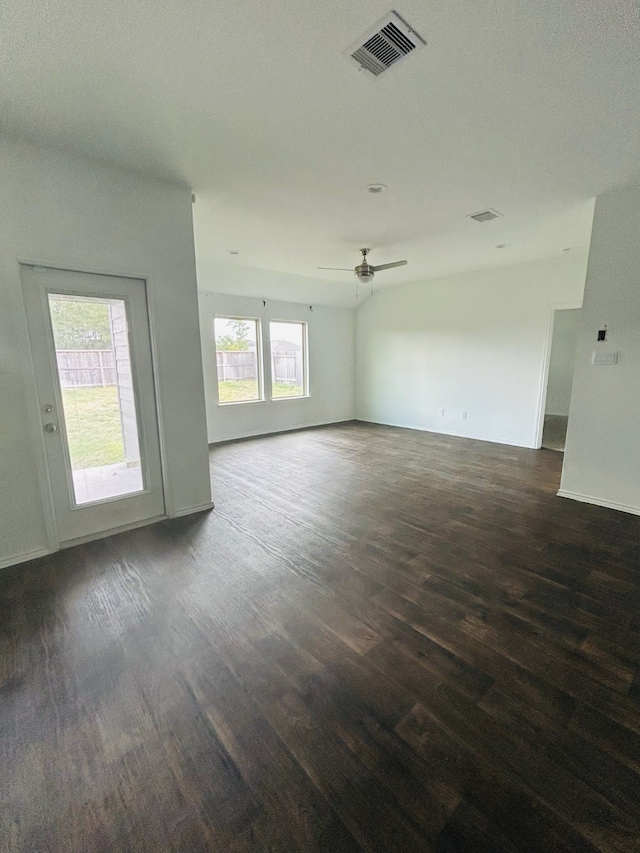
22;267;165;545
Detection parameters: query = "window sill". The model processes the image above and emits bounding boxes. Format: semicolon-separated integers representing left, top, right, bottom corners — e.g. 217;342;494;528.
217;399;266;407
217;395;311;407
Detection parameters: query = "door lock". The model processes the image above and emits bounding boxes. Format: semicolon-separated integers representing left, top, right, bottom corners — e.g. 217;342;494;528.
44;423;57;433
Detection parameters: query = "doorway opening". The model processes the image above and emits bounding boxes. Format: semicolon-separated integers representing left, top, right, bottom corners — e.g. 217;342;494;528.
542;308;580;452
22;266;165;545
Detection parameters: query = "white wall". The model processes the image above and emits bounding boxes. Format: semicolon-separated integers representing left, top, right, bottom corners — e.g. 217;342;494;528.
356;253;587;448
545;308;580;416
195;256;360;309
0;138;211;569
199;292;355;442
560;185;640;515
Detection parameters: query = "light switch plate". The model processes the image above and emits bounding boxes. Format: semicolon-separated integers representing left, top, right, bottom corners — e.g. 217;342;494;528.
592;351;618;365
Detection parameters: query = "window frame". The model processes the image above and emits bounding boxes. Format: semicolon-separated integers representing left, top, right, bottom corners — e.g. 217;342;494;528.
268;319;309;401
213;314;264;406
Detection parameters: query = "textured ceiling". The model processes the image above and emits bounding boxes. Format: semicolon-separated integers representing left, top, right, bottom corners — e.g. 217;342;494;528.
1;0;639;303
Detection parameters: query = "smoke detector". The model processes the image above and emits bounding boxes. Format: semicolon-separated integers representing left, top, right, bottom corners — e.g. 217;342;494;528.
344;11;426;78
468;209;503;223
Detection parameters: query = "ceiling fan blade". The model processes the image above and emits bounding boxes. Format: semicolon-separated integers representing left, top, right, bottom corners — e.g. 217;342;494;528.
317;267;354;271
371;260;408;272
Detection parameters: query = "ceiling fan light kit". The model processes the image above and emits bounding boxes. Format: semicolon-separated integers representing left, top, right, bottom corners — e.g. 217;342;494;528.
318;248;408;283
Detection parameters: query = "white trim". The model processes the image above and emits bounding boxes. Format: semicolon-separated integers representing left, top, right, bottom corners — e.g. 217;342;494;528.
218;399;267;407
269;318;309;398
0;505;214;570
557;490;640;516
0;547;54;572
18;261;169;537
16;256;155;283
355;418;536;448
144;271;174;516
534;302;582;449
17;265;60;553
59;514;168;548
213;315;265;405
209;418;355;444
170;502;215;518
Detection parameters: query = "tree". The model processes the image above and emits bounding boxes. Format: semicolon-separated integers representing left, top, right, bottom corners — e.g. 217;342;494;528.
49;299;112;350
216;318;250;351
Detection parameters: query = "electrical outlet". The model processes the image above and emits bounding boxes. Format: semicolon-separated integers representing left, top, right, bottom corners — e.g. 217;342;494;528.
438;408;444;417
462;412;467;420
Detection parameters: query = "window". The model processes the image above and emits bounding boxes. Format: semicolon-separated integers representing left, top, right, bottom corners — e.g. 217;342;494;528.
270;321;307;398
214;317;262;403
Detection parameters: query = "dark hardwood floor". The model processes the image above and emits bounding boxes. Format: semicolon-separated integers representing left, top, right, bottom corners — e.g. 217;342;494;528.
2;422;640;852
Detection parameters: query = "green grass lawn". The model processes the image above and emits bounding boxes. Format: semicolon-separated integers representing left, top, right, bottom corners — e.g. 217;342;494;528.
61;382;305;468
61;386;125;469
218;379;260;403
218;380;303;402
272;382;304;399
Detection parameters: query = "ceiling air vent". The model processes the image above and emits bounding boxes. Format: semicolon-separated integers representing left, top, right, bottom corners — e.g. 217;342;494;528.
345;11;426;78
468;209;503;223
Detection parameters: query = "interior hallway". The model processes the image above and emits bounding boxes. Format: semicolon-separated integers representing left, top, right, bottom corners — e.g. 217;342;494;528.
542;414;569;452
1;423;639;852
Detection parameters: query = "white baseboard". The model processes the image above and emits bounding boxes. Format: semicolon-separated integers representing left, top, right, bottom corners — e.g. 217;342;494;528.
209;418;356;445
556;490;640;516
0;546;53;572
0;505;215;571
60;513;168;548
171;501;215;518
355;418;536;449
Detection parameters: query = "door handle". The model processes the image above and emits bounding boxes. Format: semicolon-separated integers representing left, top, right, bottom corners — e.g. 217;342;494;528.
44;423;57;433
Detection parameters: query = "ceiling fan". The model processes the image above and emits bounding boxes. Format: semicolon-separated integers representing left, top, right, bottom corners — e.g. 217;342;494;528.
318;248;407;283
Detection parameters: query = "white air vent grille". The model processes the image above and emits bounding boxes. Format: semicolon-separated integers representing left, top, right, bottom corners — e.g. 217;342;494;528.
345;11;426;78
468;209;503;223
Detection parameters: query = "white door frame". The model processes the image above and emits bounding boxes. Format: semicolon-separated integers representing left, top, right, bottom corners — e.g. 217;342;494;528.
533;302;582;449
18;259;171;552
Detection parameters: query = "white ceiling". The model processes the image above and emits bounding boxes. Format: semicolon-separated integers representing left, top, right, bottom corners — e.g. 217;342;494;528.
2;1;639;302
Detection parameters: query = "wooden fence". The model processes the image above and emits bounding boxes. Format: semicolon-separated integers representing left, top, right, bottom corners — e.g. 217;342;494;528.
216;350;302;386
216;351;256;381
59;348;303;389
56;350;116;388
272;351;303;386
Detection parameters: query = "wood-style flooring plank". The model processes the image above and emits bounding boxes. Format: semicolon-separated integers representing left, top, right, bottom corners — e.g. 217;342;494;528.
2;422;640;851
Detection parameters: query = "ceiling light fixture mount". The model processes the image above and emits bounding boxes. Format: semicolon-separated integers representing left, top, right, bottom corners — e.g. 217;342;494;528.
229;250;240;255
367;183;388;194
